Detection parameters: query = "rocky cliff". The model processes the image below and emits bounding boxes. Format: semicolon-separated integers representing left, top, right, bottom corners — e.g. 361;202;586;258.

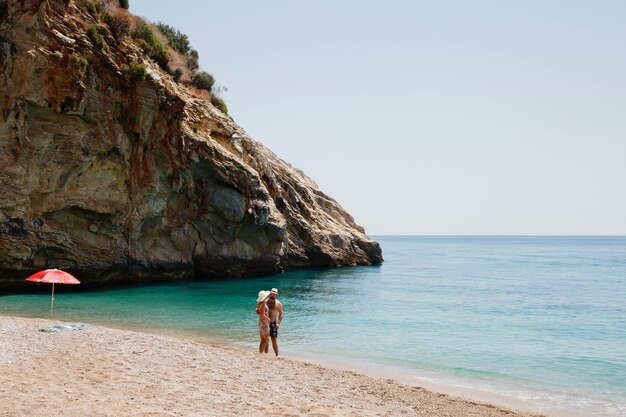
0;0;382;289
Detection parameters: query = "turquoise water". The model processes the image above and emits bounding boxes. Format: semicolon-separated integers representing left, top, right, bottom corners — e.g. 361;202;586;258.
1;236;625;416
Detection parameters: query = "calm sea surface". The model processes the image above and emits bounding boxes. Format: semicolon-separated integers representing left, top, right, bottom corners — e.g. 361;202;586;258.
1;236;625;416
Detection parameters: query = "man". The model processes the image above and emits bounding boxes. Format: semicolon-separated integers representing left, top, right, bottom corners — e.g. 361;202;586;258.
266;287;283;356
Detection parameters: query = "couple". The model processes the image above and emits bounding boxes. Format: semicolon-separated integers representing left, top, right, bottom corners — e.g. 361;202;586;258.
256;288;283;356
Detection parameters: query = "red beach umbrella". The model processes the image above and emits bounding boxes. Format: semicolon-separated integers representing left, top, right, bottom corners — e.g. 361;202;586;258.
26;269;80;317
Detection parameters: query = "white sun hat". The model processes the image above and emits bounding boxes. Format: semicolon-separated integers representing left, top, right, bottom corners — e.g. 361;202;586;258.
257;290;270;303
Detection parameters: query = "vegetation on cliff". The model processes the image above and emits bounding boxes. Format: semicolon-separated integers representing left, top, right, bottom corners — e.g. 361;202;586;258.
132;22;170;69
120;59;147;81
68;52;89;73
87;23;109;51
191;71;215;92
76;0;227;114
155;22;191;55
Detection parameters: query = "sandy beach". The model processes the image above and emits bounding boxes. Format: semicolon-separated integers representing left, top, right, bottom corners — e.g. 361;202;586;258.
0;317;544;417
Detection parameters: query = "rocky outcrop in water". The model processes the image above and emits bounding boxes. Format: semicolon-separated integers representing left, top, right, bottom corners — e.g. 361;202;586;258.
0;0;382;289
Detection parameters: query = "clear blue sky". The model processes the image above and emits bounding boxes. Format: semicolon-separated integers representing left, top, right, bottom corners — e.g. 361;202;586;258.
131;0;626;235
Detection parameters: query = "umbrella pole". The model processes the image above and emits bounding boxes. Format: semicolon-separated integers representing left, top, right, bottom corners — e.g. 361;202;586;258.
50;283;55;319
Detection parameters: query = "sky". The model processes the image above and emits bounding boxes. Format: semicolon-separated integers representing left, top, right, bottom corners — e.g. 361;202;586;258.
130;0;626;235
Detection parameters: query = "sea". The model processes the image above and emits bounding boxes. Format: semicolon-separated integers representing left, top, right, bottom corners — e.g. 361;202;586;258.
1;236;625;417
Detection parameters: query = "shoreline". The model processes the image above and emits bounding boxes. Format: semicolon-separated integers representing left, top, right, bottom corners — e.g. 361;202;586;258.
0;314;554;415
41;317;584;417
0;316;544;417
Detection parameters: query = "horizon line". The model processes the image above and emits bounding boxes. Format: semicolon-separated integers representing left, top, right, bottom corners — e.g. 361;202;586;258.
369;234;626;237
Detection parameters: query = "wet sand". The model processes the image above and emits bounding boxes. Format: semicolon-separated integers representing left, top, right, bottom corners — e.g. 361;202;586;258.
0;317;544;417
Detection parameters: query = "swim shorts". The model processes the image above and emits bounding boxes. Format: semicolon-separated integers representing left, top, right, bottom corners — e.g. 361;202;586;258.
258;319;269;338
269;321;278;338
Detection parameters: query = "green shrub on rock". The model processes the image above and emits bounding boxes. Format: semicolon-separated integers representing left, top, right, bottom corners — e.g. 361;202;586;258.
173;68;183;82
156;22;191;55
151;48;170;69
87;24;109;51
211;96;228;115
192;71;214;92
134;23;163;51
120;60;146;81
119;0;129;9
68;52;89;72
134;38;151;54
133;23;170;69
77;0;106;19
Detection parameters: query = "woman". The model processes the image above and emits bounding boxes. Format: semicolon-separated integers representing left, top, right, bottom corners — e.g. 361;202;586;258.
256;290;271;353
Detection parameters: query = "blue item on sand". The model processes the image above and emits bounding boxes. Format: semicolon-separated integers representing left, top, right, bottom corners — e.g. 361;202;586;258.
39;324;93;332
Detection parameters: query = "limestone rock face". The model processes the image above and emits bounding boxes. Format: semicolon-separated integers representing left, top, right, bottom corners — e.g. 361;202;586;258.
0;0;382;289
